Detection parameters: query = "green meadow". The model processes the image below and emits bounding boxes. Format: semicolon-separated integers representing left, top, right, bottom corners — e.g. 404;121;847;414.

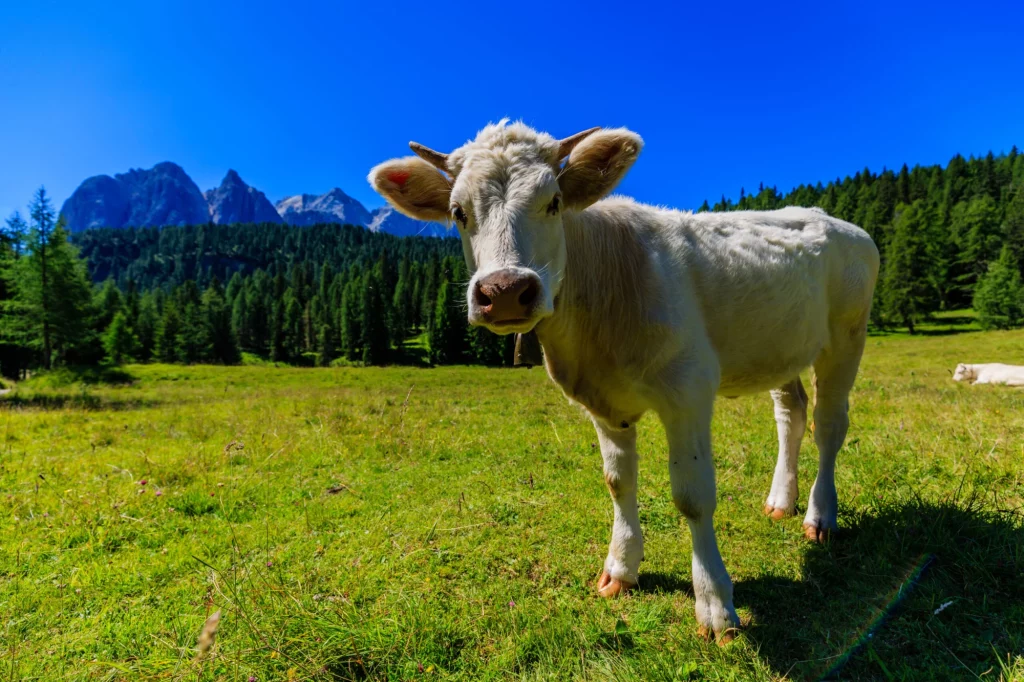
2;319;1023;681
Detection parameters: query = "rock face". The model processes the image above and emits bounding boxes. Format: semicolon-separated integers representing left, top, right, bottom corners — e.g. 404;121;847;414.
205;170;282;224
368;206;449;238
61;162;209;232
61;163;451;237
60;175;130;232
275;188;374;227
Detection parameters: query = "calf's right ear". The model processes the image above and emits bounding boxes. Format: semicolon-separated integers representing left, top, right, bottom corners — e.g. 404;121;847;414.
368;157;451;222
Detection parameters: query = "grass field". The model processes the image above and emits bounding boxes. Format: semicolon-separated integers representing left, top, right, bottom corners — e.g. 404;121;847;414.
2;320;1023;681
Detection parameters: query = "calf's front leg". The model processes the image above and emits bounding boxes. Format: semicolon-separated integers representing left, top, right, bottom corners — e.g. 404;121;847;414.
664;401;740;642
593;419;643;597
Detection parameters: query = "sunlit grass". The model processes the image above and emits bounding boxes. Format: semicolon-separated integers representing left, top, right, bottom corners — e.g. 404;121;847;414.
1;324;1022;680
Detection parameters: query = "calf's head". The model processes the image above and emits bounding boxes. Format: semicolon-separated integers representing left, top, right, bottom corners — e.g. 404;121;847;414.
952;363;976;383
368;121;642;334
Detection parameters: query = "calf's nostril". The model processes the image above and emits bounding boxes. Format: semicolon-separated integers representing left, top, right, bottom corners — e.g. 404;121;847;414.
474;286;493;308
518;280;539;308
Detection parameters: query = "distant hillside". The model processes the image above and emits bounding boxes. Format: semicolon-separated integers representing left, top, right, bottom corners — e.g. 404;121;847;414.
60;162;448;238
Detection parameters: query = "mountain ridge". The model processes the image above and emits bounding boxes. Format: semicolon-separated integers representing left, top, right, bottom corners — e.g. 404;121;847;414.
60;162;448;238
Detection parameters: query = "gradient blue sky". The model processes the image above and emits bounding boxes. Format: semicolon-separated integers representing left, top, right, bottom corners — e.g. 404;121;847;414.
2;0;1022;222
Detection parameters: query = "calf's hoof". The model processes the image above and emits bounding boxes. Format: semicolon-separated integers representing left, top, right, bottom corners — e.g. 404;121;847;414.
802;522;834;543
697;624;739;645
763;504;793;520
596;570;635;598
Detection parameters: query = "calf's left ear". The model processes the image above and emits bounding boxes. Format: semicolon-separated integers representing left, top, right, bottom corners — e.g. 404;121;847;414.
368;157;452;222
558;129;643;211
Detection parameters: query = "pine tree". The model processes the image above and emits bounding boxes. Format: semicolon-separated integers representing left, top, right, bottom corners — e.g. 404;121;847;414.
283;291;303;362
1003;184;1024;277
317;322;336;366
950;196;1002;298
103;311;137;364
973;247;1024;330
341;277;362;361
155;301;182;363
95;278;124;333
202;279;240;364
3;212;27;257
1;190;95;368
881;201;940;333
176;302;206;364
421;254;439;332
360;272;389;365
430;279;467;364
135;292;159;361
391;257;413;347
469;326;513;366
269;302;286;362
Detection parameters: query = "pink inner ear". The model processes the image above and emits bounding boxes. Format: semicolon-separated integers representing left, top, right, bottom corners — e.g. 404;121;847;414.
386;170;411;187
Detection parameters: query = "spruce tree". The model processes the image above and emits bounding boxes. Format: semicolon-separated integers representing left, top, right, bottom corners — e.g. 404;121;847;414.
202;279;240;364
950;196;1002;298
269;302;286;363
341;277;362;361
95;278;124;333
3;212;27;257
317;322;336;366
430;279;467;364
1;191;94;368
881;201;939;333
1003;184;1024;277
135;292;159;361
360;272;389;365
176;300;207;364
155;301;182;363
469;326;513;366
103;311;137;364
973;246;1024;330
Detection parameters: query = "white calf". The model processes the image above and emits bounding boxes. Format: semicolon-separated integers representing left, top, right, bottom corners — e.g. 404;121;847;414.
953;363;1024;386
369;121;879;641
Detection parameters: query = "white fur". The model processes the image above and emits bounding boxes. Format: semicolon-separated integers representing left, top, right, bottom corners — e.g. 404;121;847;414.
953;363;1024;386
370;121;880;637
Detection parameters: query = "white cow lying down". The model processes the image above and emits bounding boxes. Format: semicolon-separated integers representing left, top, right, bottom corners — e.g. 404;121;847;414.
369;121;880;642
953;363;1024;386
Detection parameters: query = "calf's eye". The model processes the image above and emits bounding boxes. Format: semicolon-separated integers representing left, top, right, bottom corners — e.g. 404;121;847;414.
452;204;468;225
547;194;561;216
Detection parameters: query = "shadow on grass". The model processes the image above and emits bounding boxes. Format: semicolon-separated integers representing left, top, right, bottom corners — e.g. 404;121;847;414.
737;496;1024;680
0;365;154;410
0;392;159;410
867;327;979;339
636;571;693;596
17;365;137;387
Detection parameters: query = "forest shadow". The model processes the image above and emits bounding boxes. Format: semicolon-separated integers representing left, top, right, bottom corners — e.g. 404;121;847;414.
736;497;1023;680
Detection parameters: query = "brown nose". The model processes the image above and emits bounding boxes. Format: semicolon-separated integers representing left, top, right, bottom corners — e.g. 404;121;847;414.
473;270;541;324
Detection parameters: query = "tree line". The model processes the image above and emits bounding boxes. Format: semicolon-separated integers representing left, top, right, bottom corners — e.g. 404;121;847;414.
0;195;512;377
2;146;1022;376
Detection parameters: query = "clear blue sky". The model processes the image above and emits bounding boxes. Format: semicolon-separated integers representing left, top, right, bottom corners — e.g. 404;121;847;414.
2;0;1022;222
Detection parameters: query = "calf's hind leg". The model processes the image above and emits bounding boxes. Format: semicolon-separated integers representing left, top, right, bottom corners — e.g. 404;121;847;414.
764;377;807;519
804;321;867;542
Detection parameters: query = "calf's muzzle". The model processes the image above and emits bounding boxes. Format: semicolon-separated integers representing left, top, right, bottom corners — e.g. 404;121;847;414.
473;270;541;325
